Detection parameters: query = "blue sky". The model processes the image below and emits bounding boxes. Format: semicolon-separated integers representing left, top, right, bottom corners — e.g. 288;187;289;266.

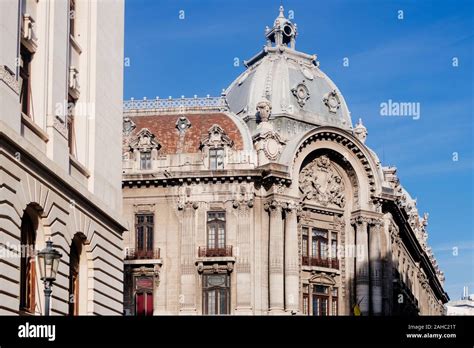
124;0;474;300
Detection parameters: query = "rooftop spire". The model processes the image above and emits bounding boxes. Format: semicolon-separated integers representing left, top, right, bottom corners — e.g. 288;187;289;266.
278;5;285;19
265;6;297;49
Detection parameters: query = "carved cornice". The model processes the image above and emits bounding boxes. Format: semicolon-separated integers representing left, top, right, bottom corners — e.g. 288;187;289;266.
265;199;284;215
177;200;199;211
284;201;301;215
350;210;384;227
196;261;234;274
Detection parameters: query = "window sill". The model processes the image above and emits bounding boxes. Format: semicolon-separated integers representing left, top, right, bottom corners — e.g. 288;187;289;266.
302;265;341;275
124;258;162;266
21;112;49;142
70;154;90;178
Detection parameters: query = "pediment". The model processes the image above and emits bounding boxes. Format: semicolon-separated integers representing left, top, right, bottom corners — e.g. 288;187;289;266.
129;128;161;151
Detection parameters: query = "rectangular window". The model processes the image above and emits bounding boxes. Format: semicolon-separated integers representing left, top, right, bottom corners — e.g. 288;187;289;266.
313;285;329;316
302;284;309;315
331;288;338;316
202;274;230;315
312;228;328;260
207;212;226;252
209;148;224;170
19;45;32;117
140;152;152;170
67;94;77;156
331;232;338;259
135;214;154;258
302;227;309;258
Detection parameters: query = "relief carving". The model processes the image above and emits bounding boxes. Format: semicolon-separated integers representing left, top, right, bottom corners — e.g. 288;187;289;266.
299;155;345;208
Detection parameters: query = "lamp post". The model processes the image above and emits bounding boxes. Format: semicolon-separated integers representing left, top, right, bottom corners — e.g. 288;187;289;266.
37;240;62;316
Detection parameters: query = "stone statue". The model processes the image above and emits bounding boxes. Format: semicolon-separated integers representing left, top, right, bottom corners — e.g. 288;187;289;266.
256;99;272;123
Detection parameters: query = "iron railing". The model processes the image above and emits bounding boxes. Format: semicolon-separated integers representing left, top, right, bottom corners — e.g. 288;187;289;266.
302;256;339;269
123;96;227;111
198;246;233;258
125;248;160;260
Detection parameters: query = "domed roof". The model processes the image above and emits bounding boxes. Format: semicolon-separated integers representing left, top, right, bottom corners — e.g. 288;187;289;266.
225;7;352;130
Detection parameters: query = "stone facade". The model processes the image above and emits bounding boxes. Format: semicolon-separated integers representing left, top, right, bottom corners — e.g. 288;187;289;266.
0;0;125;315
122;7;448;316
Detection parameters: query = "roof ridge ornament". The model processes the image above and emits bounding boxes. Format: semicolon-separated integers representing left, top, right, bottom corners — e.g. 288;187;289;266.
266;6;297;49
354;118;368;143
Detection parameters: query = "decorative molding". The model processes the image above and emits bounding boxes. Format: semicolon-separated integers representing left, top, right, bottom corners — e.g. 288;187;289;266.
200;124;234;149
196;261;234;274
176;115;191;133
21;14;38;53
0;65;19;94
122;117;136;135
294;130;377;199
253;130;286;161
299;155;345;208
129;128;161;152
309;272;336;286
68;66;80;98
291;81;310;107
322;90;341;113
133;203;155;213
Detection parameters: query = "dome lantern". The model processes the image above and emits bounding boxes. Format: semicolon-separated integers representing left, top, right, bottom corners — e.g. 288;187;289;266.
265;6;297;49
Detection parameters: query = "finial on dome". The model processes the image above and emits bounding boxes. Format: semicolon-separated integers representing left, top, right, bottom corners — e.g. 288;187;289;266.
278;5;285;18
354;118;368;143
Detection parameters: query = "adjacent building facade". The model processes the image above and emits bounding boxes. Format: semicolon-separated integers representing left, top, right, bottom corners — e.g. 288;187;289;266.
0;0;125;315
122;7;449;316
444;287;474;316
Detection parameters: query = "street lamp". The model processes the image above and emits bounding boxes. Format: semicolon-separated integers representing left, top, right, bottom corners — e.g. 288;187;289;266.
37;239;62;316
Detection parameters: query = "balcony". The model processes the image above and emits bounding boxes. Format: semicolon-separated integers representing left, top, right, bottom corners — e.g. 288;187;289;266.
302;256;339;270
125;248;160;260
198;246;233;258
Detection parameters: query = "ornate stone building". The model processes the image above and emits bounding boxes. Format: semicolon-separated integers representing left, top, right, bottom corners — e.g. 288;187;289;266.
0;0;125;315
122;7;448;315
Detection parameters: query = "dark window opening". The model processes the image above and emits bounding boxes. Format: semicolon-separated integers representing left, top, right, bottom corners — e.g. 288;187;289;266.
135;214;154;258
67;94;77;156
202;274;230;315
19;212;36;313
19;45;32;117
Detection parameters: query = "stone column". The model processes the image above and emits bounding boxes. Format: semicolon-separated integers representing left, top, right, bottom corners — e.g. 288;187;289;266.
353;217;369;315
268;200;285;314
179;202;197;314
260;200;270;313
369;220;383;315
284;202;299;314
235;203;252;314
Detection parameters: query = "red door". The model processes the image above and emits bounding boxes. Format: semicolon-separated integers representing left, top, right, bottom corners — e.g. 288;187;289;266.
136;292;153;316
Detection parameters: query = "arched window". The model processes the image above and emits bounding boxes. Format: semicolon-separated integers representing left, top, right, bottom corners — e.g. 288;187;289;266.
68;234;87;315
19;212;37;313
